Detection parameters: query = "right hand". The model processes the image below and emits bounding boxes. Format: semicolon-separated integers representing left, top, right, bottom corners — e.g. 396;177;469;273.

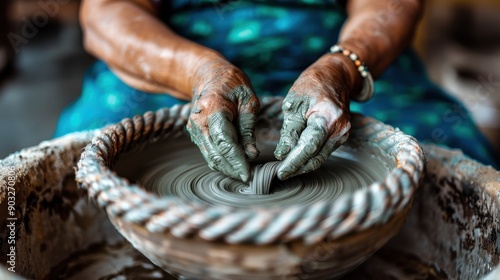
187;58;260;182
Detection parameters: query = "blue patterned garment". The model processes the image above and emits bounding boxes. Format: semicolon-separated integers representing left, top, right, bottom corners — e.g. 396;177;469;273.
54;0;499;168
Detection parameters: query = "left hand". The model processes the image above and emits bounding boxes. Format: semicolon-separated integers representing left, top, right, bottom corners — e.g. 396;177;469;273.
274;55;355;180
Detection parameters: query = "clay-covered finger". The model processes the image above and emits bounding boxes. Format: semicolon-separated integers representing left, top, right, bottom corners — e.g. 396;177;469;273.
274;98;308;160
188;120;239;180
236;87;260;160
209;112;251;182
277;115;329;180
238;112;259;160
295;134;347;176
203;134;241;180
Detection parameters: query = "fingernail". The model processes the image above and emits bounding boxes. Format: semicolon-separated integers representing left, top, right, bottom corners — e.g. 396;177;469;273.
278;171;291;181
274;147;289;160
295;168;307;177
245;144;259;160
240;173;249;182
208;163;216;171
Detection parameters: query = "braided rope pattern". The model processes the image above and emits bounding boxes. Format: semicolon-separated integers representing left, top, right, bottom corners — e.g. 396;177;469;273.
76;99;424;245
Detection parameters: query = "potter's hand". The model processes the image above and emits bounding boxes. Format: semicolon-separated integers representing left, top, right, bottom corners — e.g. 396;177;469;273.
187;59;260;182
275;55;355;180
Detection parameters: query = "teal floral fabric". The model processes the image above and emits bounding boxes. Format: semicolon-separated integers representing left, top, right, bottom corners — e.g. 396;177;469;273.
54;0;498;168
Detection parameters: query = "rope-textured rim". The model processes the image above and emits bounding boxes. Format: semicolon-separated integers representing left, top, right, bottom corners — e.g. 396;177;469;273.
76;98;424;245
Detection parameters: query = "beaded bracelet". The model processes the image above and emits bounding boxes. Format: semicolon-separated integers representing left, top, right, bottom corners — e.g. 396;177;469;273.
328;44;374;102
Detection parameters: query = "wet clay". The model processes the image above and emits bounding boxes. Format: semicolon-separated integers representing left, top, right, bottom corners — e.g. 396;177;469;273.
247;161;281;195
138;139;388;208
188;81;259;182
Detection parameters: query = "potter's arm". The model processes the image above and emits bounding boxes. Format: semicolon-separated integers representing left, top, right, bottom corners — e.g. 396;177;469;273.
340;0;423;79
275;0;423;179
81;0;259;182
80;0;221;99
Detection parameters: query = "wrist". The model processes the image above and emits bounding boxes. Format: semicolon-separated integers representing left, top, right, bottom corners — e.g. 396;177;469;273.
315;53;363;100
191;52;253;99
324;43;375;102
190;49;226;90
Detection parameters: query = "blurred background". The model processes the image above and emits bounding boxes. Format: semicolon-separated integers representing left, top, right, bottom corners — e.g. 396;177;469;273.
0;0;499;159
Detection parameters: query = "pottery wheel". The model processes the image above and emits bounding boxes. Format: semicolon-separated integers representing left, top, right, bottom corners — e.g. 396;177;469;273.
136;139;389;208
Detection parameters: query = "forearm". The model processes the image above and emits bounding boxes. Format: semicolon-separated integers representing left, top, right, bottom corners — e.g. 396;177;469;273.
340;0;423;77
81;0;222;99
308;0;422;101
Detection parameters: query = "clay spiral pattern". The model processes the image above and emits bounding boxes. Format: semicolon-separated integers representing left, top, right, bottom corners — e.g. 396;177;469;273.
76;98;425;245
139;146;386;208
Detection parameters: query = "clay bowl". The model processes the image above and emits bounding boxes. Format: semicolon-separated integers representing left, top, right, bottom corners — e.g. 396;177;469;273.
1;124;499;279
0;137;500;280
73;97;424;279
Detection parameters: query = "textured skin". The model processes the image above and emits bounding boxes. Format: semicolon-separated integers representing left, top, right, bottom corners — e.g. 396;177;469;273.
187;60;260;181
275;55;353;180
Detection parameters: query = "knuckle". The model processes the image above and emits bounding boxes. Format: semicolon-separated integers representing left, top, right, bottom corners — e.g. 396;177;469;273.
247;94;260;112
280;124;300;140
209;154;223;167
188;114;203;128
282;95;305;113
195;95;216;110
309;116;328;132
310;157;322;170
338;133;349;144
298;70;319;82
217;141;233;155
304;143;318;155
219;65;242;78
282;101;293;113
